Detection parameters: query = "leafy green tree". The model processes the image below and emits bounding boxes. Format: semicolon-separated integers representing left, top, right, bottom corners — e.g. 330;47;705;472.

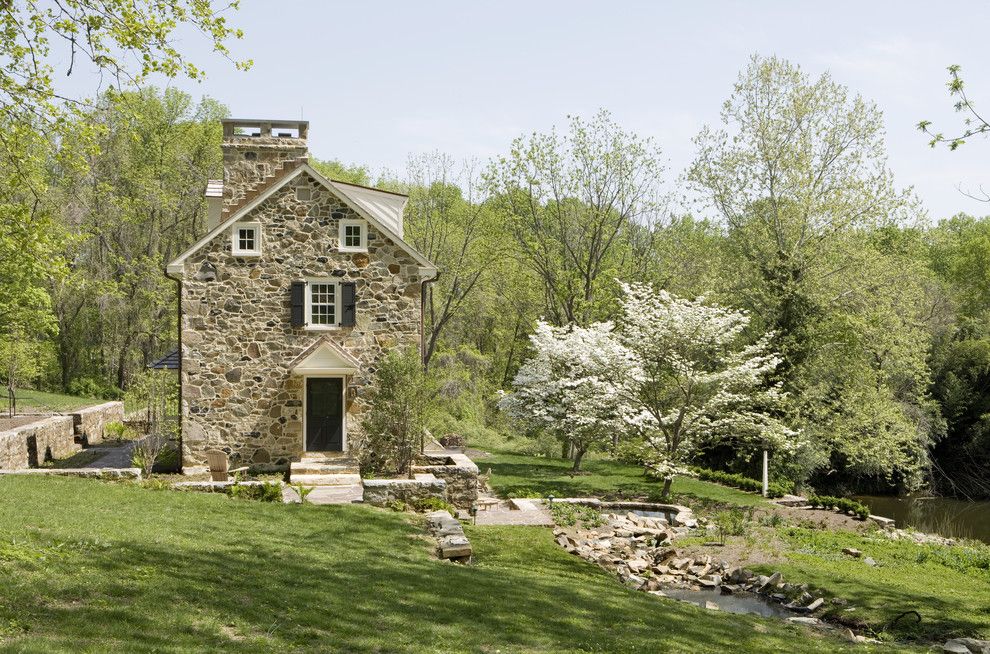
918;65;990;152
486;110;667;326
690;55;939;491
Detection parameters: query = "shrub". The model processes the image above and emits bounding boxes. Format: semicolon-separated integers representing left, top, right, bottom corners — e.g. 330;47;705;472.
689;467;793;498
806;494;870;520
292;483;314;504
104;421;127;440
412;497;456;514
713;507;751;544
131;433;168;476
228;481;282;503
68;377;123;400
360;347;438;476
550;502;605;527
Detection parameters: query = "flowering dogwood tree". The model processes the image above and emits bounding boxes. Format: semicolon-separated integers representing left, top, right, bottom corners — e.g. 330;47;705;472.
500;321;636;471
618;282;798;498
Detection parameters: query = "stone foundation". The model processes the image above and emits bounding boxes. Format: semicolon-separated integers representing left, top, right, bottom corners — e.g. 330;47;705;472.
0;468;141;480
362;476;447;507
412;453;479;508
72;401;125;445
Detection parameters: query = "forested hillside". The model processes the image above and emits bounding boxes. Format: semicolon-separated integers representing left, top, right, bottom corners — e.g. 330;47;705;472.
3;56;988;498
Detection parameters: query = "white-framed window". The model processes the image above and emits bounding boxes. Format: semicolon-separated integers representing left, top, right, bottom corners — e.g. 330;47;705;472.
231;222;261;256
305;279;339;329
339;219;367;252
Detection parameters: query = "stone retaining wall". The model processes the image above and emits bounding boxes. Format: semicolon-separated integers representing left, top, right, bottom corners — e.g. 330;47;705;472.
0;416;77;469
362;476;447;507
412;453;479;508
0;468;141;480
73;401;125;445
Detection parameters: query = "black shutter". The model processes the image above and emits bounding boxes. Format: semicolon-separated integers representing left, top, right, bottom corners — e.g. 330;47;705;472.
341;281;356;327
290;281;306;327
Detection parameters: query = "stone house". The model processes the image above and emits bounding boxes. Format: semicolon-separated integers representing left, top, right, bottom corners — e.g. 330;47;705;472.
165;119;437;471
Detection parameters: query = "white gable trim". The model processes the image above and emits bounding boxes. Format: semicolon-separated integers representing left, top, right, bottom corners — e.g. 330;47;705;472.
290;337;361;376
166;163;437;274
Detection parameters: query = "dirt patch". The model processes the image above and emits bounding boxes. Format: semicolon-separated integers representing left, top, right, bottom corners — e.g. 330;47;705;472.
768;503;870;532
0;415;52;431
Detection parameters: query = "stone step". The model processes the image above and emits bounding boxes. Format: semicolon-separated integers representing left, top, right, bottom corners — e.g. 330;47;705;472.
290;473;362;486
290;463;359;475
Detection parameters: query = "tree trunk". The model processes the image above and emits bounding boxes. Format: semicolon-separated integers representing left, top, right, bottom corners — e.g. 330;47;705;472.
660;476;673;501
571;446;587;472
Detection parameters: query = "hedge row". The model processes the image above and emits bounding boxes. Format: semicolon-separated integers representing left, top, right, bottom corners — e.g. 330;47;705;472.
806;494;870;520
690;467;791;499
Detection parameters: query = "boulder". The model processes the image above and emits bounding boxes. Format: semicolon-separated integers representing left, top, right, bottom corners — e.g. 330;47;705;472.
438;535;472;559
943;639;990;654
841;547;862;558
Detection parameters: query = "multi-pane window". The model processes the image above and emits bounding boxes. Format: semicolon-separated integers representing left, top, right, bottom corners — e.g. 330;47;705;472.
339;219;367;252
309;282;336;326
238;227;256;251
344;223;362;249
231;223;261;255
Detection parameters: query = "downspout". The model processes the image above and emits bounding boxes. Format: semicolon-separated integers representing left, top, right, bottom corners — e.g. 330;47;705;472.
420;269;440;369
164;268;182;472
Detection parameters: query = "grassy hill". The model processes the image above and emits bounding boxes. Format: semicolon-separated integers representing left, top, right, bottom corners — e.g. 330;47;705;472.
0;476;881;653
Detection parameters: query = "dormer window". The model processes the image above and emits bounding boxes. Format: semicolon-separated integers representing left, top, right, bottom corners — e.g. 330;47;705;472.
339;219;367;252
231;222;261;256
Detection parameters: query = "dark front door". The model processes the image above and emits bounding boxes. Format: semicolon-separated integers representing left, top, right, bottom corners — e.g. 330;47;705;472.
306;377;344;451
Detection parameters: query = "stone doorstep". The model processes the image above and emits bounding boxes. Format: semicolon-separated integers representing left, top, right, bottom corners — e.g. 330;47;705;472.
289;462;360;475
289;473;362;486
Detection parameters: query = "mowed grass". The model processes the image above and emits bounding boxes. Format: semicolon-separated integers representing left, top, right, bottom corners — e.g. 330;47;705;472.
481;450;765;507
9;388;102;413
750;527;990;643
0;476;887;653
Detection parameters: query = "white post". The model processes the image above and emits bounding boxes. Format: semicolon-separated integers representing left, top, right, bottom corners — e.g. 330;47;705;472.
762;449;769;497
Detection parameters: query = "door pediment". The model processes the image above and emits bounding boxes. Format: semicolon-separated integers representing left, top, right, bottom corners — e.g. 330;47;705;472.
289;338;360;376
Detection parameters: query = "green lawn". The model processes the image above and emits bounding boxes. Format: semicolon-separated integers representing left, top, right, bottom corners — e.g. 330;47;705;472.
9;388;102;413
0;476;887;653
481;450;766;507
750;527;990;643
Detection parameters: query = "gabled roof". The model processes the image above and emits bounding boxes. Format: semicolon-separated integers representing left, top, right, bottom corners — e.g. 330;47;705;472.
329;180;406;236
166;163;436;275
288;337;361;375
148;348;180;370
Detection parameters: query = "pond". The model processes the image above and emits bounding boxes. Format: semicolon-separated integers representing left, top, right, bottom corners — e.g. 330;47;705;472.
854;495;990;544
629;509;675;522
661;587;791;618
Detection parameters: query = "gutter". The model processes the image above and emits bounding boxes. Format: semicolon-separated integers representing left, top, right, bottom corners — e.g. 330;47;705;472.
164;267;183;472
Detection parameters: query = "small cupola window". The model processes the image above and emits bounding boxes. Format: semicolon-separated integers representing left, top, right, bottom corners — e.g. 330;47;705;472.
231;222;262;256
339;219;367;252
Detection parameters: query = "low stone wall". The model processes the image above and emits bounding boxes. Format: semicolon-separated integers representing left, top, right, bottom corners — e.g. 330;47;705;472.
362;476;447;507
0;416;78;469
73;401;125;445
0;467;141;480
412;453;479;509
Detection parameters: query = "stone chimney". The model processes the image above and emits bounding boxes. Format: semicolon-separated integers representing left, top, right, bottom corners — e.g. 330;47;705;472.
217;118;309;214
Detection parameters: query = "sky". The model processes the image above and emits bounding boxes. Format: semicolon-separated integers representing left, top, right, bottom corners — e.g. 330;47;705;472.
60;1;990;220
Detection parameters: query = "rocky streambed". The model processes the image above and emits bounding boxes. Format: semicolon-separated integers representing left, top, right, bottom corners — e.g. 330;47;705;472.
553;510;878;642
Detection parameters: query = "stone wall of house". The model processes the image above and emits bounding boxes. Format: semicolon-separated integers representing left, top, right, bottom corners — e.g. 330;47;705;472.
72;401;125;445
414;453;479;508
0;416;78;469
362;477;447;508
178;171;424;467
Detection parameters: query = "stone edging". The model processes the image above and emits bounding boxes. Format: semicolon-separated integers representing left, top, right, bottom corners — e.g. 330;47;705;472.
0;467;141;480
424;510;472;561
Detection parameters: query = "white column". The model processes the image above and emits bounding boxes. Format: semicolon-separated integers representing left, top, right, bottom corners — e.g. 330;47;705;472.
762;449;769;497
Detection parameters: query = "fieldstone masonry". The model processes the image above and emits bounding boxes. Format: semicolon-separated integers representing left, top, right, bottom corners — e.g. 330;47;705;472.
413;453;479;508
0;416;76;469
72;401;125;445
178;133;427;467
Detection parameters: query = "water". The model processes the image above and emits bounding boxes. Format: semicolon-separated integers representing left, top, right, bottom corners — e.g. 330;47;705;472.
661;587;790;618
854;495;990;544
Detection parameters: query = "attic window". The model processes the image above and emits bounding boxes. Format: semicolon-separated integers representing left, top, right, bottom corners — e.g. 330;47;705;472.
339;219;367;253
275;127;299;138
296;187;312;201
234;126;261;137
231;222;261;256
